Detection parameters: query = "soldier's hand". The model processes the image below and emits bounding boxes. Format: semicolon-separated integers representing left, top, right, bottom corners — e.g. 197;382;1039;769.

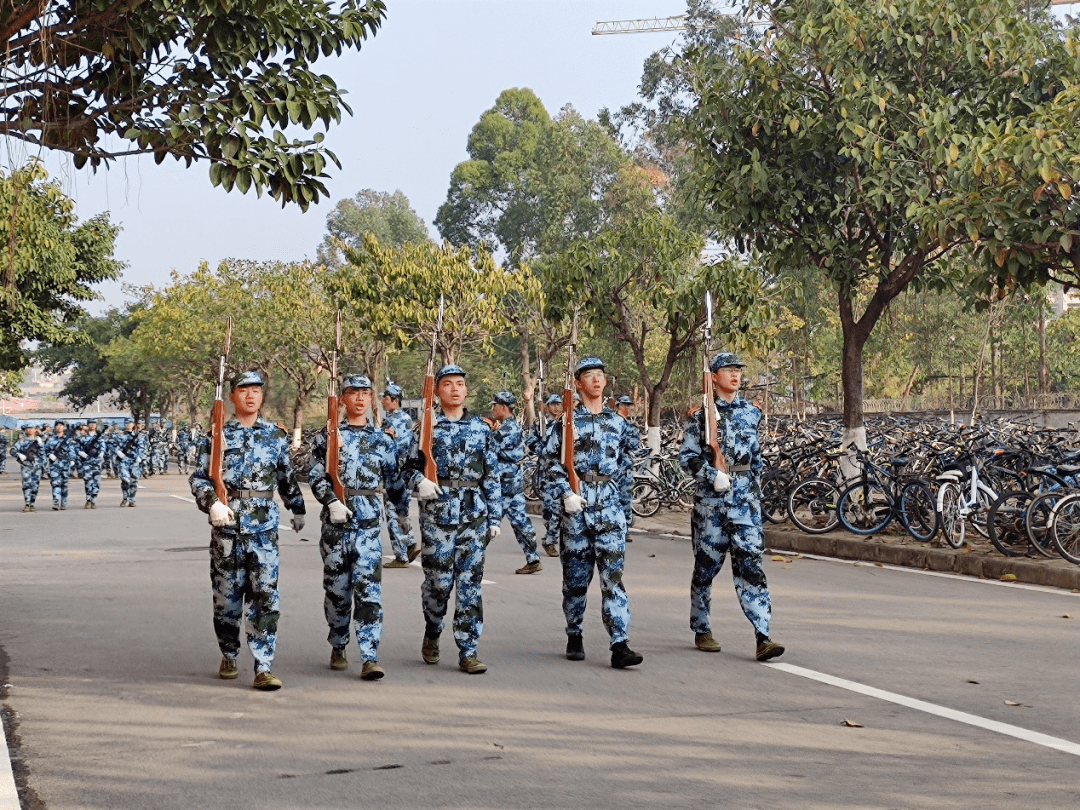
563;492;585;514
488;525;501;541
209;500;235;527
16;454;26;463
416;477;442;500
327;500;352;524
290;514;306;533
712;470;732;493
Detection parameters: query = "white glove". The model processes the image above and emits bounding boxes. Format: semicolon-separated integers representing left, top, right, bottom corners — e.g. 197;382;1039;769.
209;500;235;527
116;451;126;460
416;477;443;500
713;470;732;493
327;500;352;524
48;453;57;462
78;451;88;459
563;492;585;514
17;453;26;462
488;525;501;541
290;514;305;532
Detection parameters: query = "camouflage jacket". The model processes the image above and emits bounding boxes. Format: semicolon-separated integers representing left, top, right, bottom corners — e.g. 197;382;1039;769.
308;421;402;524
382;408;416;465
11;437;45;471
189;416;305;535
115;430;148;462
44;434;77;470
78;430;108;463
679;395;763;524
404;408;501;530
491;416;527;489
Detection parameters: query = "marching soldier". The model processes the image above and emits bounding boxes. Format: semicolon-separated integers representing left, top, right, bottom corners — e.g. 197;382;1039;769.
189;371;306;691
115;419;147;506
380;383;421;568
404;364;501;675
679;353;784;662
546;358;642;669
177;423;193;474
614;395;643;529
0;428;8;475
77;419;106;508
489;391;542;574
44;421;76;510
525;393;564;558
10;425;45;511
308;374;403;680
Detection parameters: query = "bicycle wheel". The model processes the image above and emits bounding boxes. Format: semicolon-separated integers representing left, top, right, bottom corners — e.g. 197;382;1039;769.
631;481;661;517
1052;494;1080;565
899;481;937;542
677;479;696;509
760;470;789;524
1024;490;1064;558
787;478;840;534
837;480;893;535
987;490;1032;557
937;482;966;548
522;462;540;501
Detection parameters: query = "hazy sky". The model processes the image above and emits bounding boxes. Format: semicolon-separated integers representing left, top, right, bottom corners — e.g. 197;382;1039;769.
26;0;694;311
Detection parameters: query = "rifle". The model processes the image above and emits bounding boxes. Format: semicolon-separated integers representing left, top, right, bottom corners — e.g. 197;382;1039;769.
86;425;111;457
562;310;581;494
418;295;445;482
702;292;727;473
536;351;546;438
209;319;233;505
326;311;345;503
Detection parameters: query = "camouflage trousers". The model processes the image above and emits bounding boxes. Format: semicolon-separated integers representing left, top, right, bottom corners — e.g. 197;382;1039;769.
319;518;383;662
118;459;140;501
0;454;6;473
20;465;42;505
81;463;102;502
49;465;71;506
501;486;539;564
210;527;280;673
385;487;415;560
541;481;561;550
618;472;634;527
560;509;631;645
689;499;771;637
420;514;486;660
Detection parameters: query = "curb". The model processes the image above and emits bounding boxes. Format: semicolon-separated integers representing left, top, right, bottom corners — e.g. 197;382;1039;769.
765;529;1080;591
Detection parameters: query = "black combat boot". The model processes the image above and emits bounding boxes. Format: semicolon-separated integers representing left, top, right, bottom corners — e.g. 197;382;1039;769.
565;633;585;661
610;641;643;669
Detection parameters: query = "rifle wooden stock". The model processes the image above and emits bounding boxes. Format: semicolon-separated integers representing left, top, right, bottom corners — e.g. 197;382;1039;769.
420;372;437;481
209;399;228;504
562;385;579;494
327;394;345;502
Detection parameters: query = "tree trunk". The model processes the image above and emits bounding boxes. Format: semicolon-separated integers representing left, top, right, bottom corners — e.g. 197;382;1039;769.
518;331;536;426
838;292;871;454
291;392;306;449
1039;298;1049;395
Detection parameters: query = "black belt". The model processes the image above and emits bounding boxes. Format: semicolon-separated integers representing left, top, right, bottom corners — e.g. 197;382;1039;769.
228;488;273;499
345;487;382;497
581;472;612;484
728;464;752;473
438;478;479;490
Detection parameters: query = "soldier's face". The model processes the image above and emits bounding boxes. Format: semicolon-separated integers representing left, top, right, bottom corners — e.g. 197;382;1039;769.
230;385;264;417
493;403;511;421
26;428;37;438
547;403;563;418
55;425;65;435
381;395;397;412
576;370;606;399
712;366;742;396
436;375;467;407
342;388;371;419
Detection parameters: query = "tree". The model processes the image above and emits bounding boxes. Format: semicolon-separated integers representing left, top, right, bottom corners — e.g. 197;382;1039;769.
316;189;431;268
0;161;122;371
1;1;387;210
35;306;139;409
679;0;1064;447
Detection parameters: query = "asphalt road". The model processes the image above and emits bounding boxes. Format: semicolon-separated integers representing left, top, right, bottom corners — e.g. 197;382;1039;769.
1;470;1079;809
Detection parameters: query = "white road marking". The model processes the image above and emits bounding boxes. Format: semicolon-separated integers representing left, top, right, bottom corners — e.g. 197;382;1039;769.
168;494;196;504
0;702;19;810
766;662;1080;757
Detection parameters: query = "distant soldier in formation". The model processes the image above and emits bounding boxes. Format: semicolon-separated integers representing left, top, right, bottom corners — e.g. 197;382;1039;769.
77;419;106;508
308;374;403;680
151;426;170;475
380;384;420;568
525;393;564;558
116;419;147;507
44;421;76;510
679;352;783;662
189;371;306;691
614;395;643;530
488;391;542;574
177;423;193;474
0;428;9;475
546;357;642;669
11;425;45;511
405;364;501;675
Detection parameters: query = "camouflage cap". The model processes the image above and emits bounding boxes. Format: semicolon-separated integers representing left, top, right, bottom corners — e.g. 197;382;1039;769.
381;383;404;400
230;370;264;390
544;394;563;406
342;374;372;391
435;364;466;384
710;352;746;372
574;356;605;378
491;391;516;408
616;395;633;406
54;420;65;426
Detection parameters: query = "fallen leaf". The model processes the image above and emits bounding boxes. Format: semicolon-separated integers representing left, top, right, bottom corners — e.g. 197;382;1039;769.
967;680;980;684
841;719;864;728
771;555;789;562
1000;573;1018;582
874;562;883;567
1062;614;1072;619
1004;700;1030;707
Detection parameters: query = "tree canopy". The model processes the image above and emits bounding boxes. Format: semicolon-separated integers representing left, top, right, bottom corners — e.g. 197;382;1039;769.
316;188;431;268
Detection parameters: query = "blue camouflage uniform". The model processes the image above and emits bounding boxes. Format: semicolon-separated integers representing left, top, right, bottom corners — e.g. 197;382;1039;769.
308;392;403;666
614;401;642;527
44;429;77;508
116;426;147;504
0;431;8;474
404;387;501;664
382;403;418;561
190;413;305;675
526;396;563;554
77;427;107;505
679;387;772;642
177;428;193;474
491;409;540;566
546;400;637;647
11;434;46;507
